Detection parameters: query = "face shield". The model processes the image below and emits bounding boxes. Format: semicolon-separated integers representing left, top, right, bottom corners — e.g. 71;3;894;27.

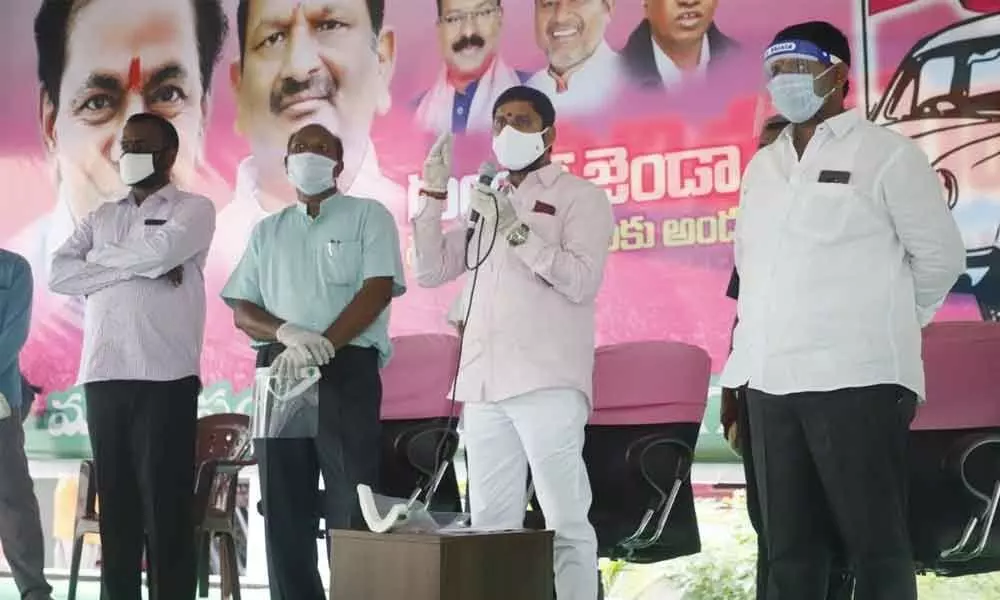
752;39;844;145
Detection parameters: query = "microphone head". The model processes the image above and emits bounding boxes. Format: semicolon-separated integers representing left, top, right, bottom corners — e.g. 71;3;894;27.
478;161;497;179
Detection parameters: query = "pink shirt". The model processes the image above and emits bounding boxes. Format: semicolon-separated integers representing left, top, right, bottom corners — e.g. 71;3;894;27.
412;164;614;405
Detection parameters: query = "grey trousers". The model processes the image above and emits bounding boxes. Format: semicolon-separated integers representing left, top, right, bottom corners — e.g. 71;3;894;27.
0;405;52;600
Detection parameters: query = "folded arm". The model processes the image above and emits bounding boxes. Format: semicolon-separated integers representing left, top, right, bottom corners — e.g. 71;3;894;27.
0;256;32;373
882;143;966;326
411;194;468;287
509;184;615;304
88;195;216;278
49;212;134;296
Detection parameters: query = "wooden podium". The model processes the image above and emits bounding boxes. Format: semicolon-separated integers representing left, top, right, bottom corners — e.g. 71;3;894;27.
329;529;554;600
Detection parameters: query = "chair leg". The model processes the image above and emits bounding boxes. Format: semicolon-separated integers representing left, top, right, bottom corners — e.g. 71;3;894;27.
197;532;211;598
68;535;85;600
221;533;241;600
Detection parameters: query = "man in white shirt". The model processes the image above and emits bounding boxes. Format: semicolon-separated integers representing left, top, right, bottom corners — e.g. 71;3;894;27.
49;113;216;600
720;22;964;600
527;0;622;116
413;86;614;599
620;0;738;90
414;0;528;135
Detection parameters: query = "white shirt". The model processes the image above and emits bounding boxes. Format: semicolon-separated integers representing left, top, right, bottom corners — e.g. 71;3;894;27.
652;34;710;88
527;41;622;116
48;185;216;384
720;110;964;399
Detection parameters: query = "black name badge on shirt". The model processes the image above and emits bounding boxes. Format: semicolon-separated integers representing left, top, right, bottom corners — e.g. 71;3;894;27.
818;170;852;184
144;219;167;225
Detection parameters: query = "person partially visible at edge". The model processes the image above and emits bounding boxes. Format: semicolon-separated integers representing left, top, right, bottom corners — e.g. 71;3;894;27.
216;0;402;275
0;250;55;600
719;21;964;600
221;123;405;600
620;0;738;90
48;113;216;600
720;114;853;600
413;85;614;599
527;0;623;117
415;0;530;135
13;0;228;404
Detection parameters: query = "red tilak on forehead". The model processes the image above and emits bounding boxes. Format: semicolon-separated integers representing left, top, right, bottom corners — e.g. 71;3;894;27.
127;57;142;92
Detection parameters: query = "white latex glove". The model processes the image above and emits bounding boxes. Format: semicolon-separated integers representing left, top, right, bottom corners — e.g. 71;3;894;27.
268;347;313;381
421;131;453;194
276;323;336;365
469;182;518;234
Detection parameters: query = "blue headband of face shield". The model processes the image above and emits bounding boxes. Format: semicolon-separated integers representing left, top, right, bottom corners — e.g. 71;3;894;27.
763;39;842;77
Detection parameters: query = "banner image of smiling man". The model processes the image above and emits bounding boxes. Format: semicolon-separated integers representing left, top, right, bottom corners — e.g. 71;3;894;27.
620;0;738;90
415;0;530;135
527;0;622;116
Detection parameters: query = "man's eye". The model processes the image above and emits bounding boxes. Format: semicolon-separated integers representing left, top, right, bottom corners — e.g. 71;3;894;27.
258;31;286;49
315;20;346;33
81;95;114;112
150;86;187;105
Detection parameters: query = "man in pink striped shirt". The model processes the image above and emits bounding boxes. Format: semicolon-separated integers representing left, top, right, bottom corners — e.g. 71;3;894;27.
412;85;614;600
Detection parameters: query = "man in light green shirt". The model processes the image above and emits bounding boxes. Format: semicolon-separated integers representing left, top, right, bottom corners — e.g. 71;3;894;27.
221;123;405;600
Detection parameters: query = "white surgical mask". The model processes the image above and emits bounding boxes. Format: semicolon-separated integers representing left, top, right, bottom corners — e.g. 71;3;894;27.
286;153;338;195
492;126;549;171
766;68;835;124
118;153;156;186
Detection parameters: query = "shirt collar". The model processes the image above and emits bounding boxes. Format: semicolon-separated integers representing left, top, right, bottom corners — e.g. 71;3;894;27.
652;34;711;87
294;192;341;219
525;163;564;188
778;109;862;143
547;40;616;93
125;182;176;205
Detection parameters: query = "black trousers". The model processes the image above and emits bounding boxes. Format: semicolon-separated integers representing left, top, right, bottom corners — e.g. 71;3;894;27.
256;345;382;600
84;376;200;600
736;390;853;600
747;385;918;600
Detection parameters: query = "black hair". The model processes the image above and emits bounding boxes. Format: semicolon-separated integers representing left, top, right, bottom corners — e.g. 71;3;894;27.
237;0;385;66
35;0;228;110
772;20;851;96
492;85;556;129
126;112;180;152
436;0;500;17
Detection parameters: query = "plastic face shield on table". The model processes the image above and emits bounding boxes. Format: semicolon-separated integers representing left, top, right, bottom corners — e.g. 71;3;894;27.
753;39;843;137
251;366;322;439
356;484;468;534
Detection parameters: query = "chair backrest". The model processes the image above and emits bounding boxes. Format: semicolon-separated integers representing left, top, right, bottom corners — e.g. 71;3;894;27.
590;341;712;426
197;413;252;463
913;321;1000;431
381;334;461;421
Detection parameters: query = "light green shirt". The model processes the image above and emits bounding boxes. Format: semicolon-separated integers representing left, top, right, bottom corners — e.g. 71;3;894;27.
221;194;406;366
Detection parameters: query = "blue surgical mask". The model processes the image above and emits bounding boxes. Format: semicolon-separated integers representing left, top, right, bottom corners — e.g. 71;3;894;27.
286;152;338;195
766;68;835;124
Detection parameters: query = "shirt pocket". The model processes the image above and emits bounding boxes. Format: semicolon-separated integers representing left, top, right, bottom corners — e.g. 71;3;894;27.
785;182;863;243
320;240;363;286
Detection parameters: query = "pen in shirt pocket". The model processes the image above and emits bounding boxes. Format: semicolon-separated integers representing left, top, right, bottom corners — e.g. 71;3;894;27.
327;239;341;256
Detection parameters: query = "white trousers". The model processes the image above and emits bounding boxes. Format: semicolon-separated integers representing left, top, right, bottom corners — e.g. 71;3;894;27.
463;388;599;600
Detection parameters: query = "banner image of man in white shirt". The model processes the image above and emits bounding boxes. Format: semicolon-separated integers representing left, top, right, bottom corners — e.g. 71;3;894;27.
527;0;622;116
414;0;529;135
720;22;964;600
413;85;614;600
218;0;402;272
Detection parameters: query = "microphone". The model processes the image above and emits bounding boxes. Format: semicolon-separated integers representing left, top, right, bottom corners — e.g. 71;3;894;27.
469;162;497;228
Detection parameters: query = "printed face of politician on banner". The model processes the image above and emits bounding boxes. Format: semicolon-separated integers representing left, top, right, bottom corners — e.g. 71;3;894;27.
36;0;227;223
231;0;395;193
438;0;504;76
534;0;614;75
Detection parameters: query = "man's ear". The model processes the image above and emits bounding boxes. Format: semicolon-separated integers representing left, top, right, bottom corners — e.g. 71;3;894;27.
39;90;57;153
374;28;397;115
544;125;556;147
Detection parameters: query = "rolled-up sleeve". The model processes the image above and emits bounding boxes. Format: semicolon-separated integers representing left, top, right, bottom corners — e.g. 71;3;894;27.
88;194;216;278
410;194;467;287
880;142;965;325
362;202;407;297
221;223;265;308
510;183;615;304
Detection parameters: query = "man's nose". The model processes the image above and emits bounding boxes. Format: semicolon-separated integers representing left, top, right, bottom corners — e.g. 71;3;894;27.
459;17;477;38
282;24;324;83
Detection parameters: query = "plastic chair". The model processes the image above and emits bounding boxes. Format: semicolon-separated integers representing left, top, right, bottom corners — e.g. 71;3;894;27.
378;334;463;513
584;341;711;563
909;321;1000;576
67;414;255;600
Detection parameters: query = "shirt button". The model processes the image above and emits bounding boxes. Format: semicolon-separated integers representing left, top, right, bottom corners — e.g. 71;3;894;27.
457;107;465;115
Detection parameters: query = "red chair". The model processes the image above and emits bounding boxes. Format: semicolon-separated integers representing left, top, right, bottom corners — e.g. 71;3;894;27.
909;322;1000;576
67;414;254;600
377;334;463;512
584;341;711;563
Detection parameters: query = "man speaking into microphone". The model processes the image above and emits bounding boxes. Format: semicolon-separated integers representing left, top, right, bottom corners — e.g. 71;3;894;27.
412;85;614;600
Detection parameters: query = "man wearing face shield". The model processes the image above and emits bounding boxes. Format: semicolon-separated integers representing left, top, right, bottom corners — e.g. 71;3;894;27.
222;123;406;600
413;86;614;600
48;113;217;600
719;22;965;600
